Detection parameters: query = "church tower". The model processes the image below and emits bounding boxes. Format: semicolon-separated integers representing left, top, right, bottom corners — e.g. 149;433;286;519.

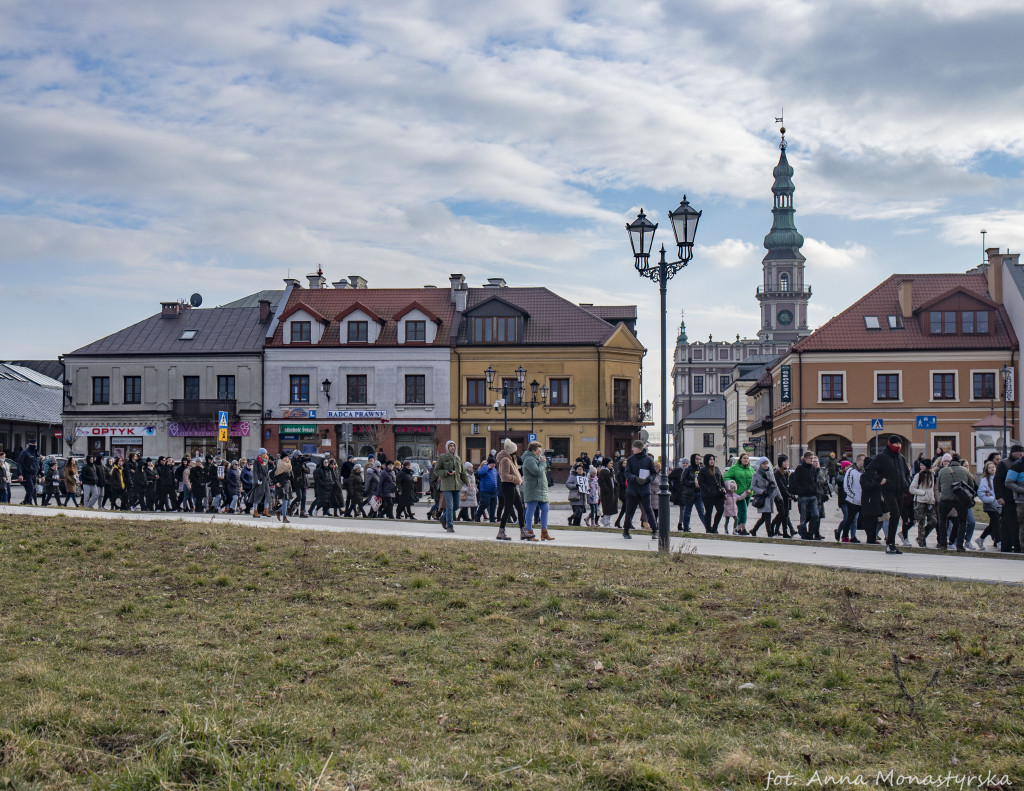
756;126;811;341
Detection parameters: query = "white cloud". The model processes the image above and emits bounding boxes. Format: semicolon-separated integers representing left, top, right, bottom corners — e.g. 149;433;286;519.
701;238;762;270
801;238;870;269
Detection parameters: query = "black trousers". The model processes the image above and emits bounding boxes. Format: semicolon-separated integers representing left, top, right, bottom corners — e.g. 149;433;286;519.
623;491;658;531
938;499;967;548
498;482;524;529
701;495;724;532
839;503;860;539
1001;504;1021;552
881;492;903;546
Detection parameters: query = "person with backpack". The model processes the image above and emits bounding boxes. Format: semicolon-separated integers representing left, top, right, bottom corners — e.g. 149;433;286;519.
937;454;977;552
675;454;705;532
909;458;938;547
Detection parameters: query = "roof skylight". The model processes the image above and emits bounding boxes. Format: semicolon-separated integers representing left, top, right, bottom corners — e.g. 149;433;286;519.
180;330;198;340
864;316;880;330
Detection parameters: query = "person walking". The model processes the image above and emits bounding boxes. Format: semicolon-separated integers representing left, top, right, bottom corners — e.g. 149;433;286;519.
676;454;705;532
697;454;726;533
432;440;470;533
109;457;128;511
311;458;330;516
40;460;61;506
788;451;823;540
291;452;309;518
613;457;629;528
867;436;911;554
838;454;865;543
63;457;81;507
0;451;9;504
250;449;273;518
997;446;1024;553
770;455;794;537
522;441;549;540
273;453;293;523
396;460;417;519
621;439;658;540
909;458;938;547
937;454;975;551
345;464;366;517
475;458;499;522
223;461;242;513
977;460;1002;550
585;466;601;527
722;453;754;535
748;457;777;536
458;462;478;522
81;455;101;508
598;457;618;527
16;440;41;505
496;439;525;540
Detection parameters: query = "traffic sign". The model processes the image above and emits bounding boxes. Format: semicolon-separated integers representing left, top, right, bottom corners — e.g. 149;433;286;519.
308;409;317;419
870;418;884;431
916;415;937;430
528;433;537;443
218;410;229;429
218;428;228;442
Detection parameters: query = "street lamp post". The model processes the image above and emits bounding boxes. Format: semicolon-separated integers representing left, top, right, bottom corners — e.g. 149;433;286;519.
484;365;526;440
626;198;701;553
321;378;332;402
1002;364;1012;457
524;379;548;434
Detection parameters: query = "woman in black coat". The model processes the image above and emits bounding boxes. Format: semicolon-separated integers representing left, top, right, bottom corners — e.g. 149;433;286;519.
345;465;366;517
697;454;726;533
771;455;794;537
859;460;884;544
328;461;344;516
598;458;617;527
396;462;417;519
312;459;331;516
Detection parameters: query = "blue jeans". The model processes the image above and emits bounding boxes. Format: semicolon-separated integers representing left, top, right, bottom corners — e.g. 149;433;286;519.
797;496;820;538
680;496;705;529
279;495;291;519
443;490;461;527
525;501;549;531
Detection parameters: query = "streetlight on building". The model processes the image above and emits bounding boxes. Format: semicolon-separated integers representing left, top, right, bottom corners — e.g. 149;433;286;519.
484;365;526;440
320;378;332;402
1002;363;1012;456
626;197;701;553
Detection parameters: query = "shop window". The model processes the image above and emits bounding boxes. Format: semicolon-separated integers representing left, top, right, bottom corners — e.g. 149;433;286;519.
549;437;570;463
92;376;110;405
290;375;310;403
549;378;569;405
123;376;141;404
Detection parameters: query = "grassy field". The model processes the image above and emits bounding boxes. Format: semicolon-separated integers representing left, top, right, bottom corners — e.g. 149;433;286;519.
0;514;1022;790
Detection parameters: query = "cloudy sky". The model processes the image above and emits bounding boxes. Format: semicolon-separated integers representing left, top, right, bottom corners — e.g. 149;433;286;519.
3;0;1023;422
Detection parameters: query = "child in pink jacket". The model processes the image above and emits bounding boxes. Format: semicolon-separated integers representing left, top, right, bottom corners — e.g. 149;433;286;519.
723;479;740;535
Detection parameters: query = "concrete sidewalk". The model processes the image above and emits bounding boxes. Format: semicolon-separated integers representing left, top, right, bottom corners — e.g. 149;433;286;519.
2;503;1022;585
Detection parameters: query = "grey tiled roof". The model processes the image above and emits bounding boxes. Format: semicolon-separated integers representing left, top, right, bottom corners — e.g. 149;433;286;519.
684;397;726;421
4;360;64;381
0;364;63;424
66;307;269;356
459;288;626;345
218;290;284;309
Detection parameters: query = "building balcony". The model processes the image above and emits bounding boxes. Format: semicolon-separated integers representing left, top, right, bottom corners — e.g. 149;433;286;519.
606;402;652;425
755;285;812;299
171;398;237;422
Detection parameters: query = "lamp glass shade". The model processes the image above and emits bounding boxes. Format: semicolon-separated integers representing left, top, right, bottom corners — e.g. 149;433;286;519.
668;196;701;258
626;209;657;261
530;379;539;397
515;365;526;384
484;366;496;386
540;385;548;399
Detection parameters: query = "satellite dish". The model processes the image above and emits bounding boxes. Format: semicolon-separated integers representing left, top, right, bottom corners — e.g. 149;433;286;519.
189;293;203;307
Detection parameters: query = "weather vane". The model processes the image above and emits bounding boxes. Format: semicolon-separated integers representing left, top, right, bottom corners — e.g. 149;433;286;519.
776;108;786;148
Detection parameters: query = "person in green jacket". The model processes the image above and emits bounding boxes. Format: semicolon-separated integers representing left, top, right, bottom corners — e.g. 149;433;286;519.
432;440;470;533
522;441;550;541
723;453;753;535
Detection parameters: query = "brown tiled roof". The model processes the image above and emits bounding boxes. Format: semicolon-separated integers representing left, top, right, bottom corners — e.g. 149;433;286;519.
792;273;1017;353
67;307;269;356
459;288;625;345
267;288;457;347
580;304;638;322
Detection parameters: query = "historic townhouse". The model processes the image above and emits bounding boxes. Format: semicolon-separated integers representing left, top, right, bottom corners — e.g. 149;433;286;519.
450;276;648;479
755;267;1017;467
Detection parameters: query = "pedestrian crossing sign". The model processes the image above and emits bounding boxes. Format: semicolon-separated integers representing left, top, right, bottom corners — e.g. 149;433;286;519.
870;418;884;431
218;410;229;429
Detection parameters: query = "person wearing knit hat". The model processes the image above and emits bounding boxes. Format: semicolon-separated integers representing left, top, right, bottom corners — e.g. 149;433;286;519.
495;439;527;540
748;456;778;536
866;435;911;554
431;439;470;532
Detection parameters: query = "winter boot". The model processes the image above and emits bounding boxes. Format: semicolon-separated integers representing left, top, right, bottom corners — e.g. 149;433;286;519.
540;529;554;541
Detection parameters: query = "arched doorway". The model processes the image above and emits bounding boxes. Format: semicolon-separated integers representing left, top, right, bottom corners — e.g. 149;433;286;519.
809;434;853;463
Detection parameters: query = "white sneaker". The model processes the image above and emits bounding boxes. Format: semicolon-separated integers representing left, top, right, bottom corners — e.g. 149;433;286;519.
975;538;985;551
901;537;911;547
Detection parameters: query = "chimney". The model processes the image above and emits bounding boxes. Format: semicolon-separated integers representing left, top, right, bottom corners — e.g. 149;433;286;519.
307;271;327;289
448;273;465;301
160;301;181;318
332;279;349;289
897;279;913;319
347;275;367;289
283;277;301;288
484;277;507;288
258;299;272;323
986;248;1005;304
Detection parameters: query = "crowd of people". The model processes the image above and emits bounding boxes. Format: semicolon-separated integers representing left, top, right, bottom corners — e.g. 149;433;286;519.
4;433;1020;555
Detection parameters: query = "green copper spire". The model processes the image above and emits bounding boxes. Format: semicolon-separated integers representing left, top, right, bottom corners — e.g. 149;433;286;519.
677;314;687;343
763;127;805;262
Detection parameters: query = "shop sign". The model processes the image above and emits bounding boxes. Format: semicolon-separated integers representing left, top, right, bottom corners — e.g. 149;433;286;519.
280;424;316;434
779;365;791;403
327;410;388;419
168;421;251;438
75;426;156;437
393;425;434;434
281;408;311;419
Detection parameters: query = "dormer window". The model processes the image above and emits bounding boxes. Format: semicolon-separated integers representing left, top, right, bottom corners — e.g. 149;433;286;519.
290;322;311;343
929;310;988;335
405;320;426;342
963;311;989;334
471;316;518;343
347;321;368;343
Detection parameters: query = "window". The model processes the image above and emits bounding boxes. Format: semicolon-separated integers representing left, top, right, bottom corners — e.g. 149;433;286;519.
962;311;974;334
945;312;956;333
92;376;110;405
405;375;426;404
290;321;311;343
549;378;569;406
977;311;989;333
467;378;487;406
692;375;704;394
963;311;989;334
974;372;996;399
183;376;200;400
927;311;959;334
821;374;844;401
702;432;715;447
933;373;955;400
217;375;235;400
877;373;900;401
719;375;730;392
123;376;141;404
180;330;197;341
692;348;703;360
470;315;518;343
549;437;570;462
930;312;941;334
779;273;790;291
502;378;523;405
613;379;630;403
864;316;880;330
887;315;904;329
405;320;426;342
347;321;368;343
290;375;310;403
347;375;367;404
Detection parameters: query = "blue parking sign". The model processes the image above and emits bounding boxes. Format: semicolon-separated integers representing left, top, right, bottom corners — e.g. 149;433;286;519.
528;433;537;443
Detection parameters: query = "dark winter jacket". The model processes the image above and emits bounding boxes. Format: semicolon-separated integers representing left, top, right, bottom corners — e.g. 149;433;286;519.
624;452;657;497
867;448;910;497
787;461;818;498
80;463;99;486
396;467;416;504
697;466;725;500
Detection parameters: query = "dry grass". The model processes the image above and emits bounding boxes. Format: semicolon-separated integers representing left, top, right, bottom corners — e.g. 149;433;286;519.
0;513;1022;789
